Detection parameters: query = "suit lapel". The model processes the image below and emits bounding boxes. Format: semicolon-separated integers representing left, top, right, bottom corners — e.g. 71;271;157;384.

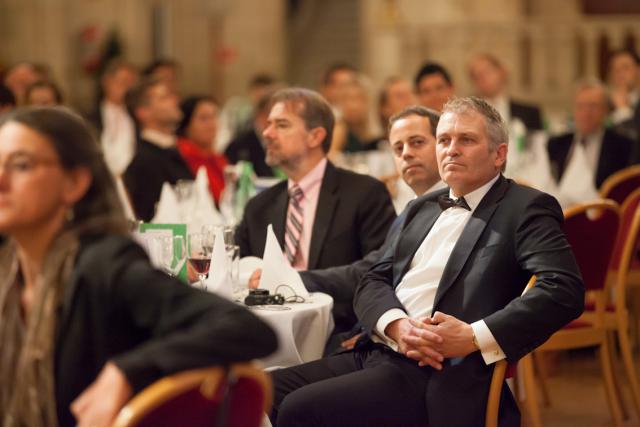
433;176;509;309
272;184;289;250
308;163;338;270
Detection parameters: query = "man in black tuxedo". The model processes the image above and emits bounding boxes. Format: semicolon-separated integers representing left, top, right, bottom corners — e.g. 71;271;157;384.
468;53;544;132
271;97;584;427
235;88;395;277
123;79;193;221
548;79;637;192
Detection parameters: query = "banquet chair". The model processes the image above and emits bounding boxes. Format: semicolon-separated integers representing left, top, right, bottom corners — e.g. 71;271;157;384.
582;189;640;419
485;276;535;427
112;363;272;427
599;165;640;206
521;199;623;427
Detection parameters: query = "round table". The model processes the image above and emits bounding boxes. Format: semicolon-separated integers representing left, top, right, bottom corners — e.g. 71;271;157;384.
248;292;334;369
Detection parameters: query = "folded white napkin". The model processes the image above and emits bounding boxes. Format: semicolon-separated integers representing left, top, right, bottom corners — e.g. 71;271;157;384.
151;183;181;223
204;225;233;299
258;224;309;298
190;167;225;230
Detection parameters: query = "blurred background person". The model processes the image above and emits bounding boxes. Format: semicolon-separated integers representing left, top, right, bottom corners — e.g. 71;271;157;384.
176;95;227;204
142;58;181;97
3;62;44;105
0;84;16;115
414;62;456;112
0;107;276;427
330;75;383;157
216;73;281;153
124;79;193;221
87;59;140;176
468;53;544;133
224;91;276;177
378;76;417;130
25;81;64;106
547;78;637;207
608;48;640;144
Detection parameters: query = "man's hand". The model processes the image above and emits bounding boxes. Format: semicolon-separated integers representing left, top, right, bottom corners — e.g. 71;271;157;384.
340;333;362;350
403;312;477;362
248;268;262;289
71;362;133;427
386;318;444;370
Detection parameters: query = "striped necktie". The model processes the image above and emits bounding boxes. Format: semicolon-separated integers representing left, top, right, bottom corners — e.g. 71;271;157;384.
284;185;304;265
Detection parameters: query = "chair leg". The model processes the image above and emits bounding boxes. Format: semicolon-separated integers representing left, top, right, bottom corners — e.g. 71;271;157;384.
607;331;630;420
520;354;543;427
599;340;625;427
617;320;640;420
532;352;552;407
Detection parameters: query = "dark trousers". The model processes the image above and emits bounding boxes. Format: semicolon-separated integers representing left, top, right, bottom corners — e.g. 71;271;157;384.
271;344;432;427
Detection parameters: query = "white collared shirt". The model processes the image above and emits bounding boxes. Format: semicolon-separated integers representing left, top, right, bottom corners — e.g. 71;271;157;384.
375;173;506;364
141;128;176;149
572;130;604;181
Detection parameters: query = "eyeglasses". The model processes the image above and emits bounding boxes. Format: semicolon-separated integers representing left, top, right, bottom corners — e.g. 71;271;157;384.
0;152;60;176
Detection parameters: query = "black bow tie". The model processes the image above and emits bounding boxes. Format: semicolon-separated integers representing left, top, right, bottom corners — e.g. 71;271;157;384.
438;195;471;211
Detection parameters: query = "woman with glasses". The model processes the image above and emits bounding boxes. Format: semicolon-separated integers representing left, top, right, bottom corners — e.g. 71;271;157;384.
0;107;277;427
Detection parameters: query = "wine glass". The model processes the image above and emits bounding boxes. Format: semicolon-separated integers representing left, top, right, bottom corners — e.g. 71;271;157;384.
188;232;211;290
201;224;218;255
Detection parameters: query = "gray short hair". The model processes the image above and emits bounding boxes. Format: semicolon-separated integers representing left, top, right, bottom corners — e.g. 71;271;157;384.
441;96;509;151
268;87;335;153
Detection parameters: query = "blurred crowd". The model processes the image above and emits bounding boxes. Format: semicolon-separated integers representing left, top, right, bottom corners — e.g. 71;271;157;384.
1;49;639;219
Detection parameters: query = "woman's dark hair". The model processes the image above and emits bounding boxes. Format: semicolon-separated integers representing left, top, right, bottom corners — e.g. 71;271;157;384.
25;81;64;105
0;107;127;233
175;95;218;137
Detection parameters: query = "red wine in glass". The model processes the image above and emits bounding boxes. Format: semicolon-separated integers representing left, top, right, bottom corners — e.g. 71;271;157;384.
188;256;211;275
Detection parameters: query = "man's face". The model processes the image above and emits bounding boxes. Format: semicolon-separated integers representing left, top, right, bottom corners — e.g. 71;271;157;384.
322;69;356;106
417;74;454;112
143;83;182;128
609;53;639;91
382;80;416;121
104;67;139;104
574;87;608;136
436;110;506;196
468;58;505;99
390;114;439;196
262;101;316;171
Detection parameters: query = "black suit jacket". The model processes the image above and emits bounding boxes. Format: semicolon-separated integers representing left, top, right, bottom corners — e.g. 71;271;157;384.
354;176;584;427
236;161;396;278
547;129;635;188
509;99;544;131
123;138;194;222
224;128;274;177
54;234;277;427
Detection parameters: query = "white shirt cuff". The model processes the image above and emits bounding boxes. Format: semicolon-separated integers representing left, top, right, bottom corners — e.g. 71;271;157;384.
611;106;633;124
471;320;506;365
374;309;409;351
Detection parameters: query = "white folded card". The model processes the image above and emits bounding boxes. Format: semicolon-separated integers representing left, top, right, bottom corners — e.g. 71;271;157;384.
258;224;309;298
204;226;233;299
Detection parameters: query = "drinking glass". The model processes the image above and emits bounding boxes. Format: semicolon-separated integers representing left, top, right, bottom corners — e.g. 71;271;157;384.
188;232;211;290
227;244;241;295
161;235;186;277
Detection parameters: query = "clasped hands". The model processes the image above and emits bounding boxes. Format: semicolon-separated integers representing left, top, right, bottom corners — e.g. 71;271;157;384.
385;311;477;370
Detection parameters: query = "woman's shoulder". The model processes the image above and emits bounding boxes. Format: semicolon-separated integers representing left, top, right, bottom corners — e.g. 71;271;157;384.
77;233;147;267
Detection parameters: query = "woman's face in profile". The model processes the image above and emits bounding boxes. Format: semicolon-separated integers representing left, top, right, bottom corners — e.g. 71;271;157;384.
0;122;69;234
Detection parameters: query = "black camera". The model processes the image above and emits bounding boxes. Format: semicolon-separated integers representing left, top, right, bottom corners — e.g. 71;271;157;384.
244;288;285;306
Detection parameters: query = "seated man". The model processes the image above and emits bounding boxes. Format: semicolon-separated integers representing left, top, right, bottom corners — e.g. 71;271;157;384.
548;78;636;206
235;88;396;281
271;96;584;427
297;106;446;345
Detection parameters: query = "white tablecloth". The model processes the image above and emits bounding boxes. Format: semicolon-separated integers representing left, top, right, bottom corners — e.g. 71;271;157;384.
249;292;334;369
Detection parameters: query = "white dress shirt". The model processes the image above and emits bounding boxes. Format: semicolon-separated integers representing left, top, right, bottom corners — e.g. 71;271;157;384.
375;173;506;364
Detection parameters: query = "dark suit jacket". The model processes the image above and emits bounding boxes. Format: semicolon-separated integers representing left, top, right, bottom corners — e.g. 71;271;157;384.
236;161;396;325
299;209;406;334
510;99;544;131
54;234;277;427
123;138;194;222
224;128;274;177
547;129;636;188
354;176;584;427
